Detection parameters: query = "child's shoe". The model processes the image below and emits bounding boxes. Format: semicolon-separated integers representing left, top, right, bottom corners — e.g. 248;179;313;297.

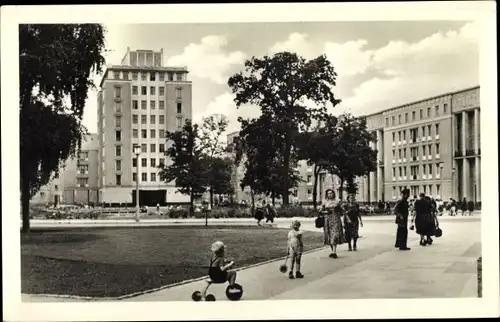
296;271;304;279
288;271;294;279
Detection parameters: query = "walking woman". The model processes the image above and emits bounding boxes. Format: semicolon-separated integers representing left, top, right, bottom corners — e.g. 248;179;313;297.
322;189;346;258
412;193;434;246
344;193;363;251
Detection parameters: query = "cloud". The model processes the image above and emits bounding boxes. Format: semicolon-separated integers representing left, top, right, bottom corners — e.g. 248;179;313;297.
339;21;479;115
194;92;261;136
324;40;373;77
167;35;246;85
270;32;316;59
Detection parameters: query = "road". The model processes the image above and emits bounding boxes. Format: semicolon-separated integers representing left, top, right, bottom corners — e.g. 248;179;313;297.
23;215;481;302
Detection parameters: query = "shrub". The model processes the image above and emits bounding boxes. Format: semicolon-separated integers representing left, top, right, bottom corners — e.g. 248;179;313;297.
168;208;189;219
275;204;316;218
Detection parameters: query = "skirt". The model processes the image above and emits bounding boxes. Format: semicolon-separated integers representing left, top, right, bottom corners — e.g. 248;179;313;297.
344;221;359;240
323;212;345;245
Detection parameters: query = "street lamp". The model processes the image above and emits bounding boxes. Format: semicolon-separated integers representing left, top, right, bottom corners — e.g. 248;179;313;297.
439;163;444;200
451;167;456;200
133;144;141;222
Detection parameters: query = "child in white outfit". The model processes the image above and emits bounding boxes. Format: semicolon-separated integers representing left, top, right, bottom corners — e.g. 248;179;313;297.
287;220;304;279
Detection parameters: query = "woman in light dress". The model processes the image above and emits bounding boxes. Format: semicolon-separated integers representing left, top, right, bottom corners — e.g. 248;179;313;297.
322;189;346;258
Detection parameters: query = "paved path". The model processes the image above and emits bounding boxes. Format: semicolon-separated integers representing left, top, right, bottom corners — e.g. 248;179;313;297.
23;217;481;302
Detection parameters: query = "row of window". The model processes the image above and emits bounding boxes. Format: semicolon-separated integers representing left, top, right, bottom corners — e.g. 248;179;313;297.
132;100;183;113
392;143;440;159
110;70;184;82
132;172;159;183
393;184;441;199
392;124;440;143
132;157;165;168
386;104;448;127
392;163;443;178
77;178;89;187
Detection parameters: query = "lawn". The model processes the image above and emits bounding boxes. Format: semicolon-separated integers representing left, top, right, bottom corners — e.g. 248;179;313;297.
21;226;325;297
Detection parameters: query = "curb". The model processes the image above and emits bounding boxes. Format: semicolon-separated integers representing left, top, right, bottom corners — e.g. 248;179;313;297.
22;245;329;302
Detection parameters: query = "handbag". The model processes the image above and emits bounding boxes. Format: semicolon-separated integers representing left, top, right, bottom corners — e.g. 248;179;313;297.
435;226;442;238
315;215;325;228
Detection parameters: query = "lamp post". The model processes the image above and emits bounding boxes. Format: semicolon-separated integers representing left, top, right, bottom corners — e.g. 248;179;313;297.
451;167;456;200
133;144;141;222
439;163;444;200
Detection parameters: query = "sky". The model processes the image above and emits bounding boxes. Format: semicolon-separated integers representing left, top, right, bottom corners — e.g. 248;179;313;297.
83;21;479;135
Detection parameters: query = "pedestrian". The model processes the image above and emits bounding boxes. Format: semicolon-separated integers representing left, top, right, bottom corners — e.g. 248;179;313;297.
200;241;237;299
344;193;363;251
412;194;435;246
254;198;267;226
394;188;411;251
322;188;346;258
265;202;276;224
461;198;468;216
450;198;457;216
467;200;475;216
286;220;304;279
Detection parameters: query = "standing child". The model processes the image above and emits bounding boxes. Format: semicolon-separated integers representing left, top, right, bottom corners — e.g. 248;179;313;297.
287;220;304;279
201;241;237;298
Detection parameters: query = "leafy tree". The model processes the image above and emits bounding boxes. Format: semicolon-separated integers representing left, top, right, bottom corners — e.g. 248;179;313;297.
19;24;106;233
228;52;341;204
326;113;378;200
159;119;208;215
296;114;340;209
209;157;235;201
199;114;230;207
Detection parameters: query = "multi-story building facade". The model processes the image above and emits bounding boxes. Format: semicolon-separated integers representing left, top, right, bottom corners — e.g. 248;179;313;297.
30;134;100;205
359;85;481;203
97;48;193;205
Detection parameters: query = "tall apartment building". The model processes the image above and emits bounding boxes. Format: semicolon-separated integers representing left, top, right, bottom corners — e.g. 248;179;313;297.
30;134;100;205
97;48;193;205
359;85;481;203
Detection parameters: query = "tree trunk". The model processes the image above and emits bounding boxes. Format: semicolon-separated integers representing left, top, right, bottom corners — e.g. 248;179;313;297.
272;193;276;206
282;142;291;205
189;189;194;218
312;165;320;209
339;177;344;201
209;186;214;208
250;189;255;216
21;175;31;233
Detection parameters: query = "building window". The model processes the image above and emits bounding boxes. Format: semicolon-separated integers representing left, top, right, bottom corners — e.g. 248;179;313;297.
150;144;156;153
159;158;165;166
141;72;147;81
115;101;122;112
142;173;147;182
115;130;121;141
132;72;138;80
132;86;138;95
150;115;156;124
427;125;431;136
116;175;122;186
150;72;156;81
443;103;448;113
123;72;129;80
141;158;147;167
133;100;138;109
435;124;439;135
392;168;396;179
159;130;165;138
176;88;182;99
398;131;401;141
78;165;89;174
141;144;147;153
151;173;156;182
427;107;431;117
391;116;395;126
77;178;89;187
116;160;122;171
150;129;156;138
159;144;165;152
141;100;147;110
428;164;432;175
405;113;408;122
385;118;389;126
422;126;426;137
132;158;137;167
398;115;402;124
392;150;396;159
176;102;182;114
168;72;174;81
133;129;138;138
403;167;407;176
114;86;121;98
141;86;147;95
151;100;156;109
392;132;395;142
141;115;147;124
159;72;165;81
176;116;183;128
150;158;156;167
176;73;183;81
115;145;121;157
436;143;440;154
428;144;432;155
132;115;138;124
435;105;439;116
403;131;406;141
422;145;426;156
159;115;165;124
150;86;156;95
307;189;312;196
159;101;165;109
419;109;423;119
141;129;147;139
159;87;165;96
133;172;137;182
437;184;441;196
412;111;416;121
115;116;121;127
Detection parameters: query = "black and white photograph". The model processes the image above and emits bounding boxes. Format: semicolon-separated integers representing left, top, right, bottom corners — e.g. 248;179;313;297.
2;2;498;321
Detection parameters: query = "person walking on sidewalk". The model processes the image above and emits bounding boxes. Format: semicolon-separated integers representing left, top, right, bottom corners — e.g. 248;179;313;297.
323;188;346;258
467;200;475;216
344;193;363;252
287;220;304;279
394;188;411;251
412;194;434;246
